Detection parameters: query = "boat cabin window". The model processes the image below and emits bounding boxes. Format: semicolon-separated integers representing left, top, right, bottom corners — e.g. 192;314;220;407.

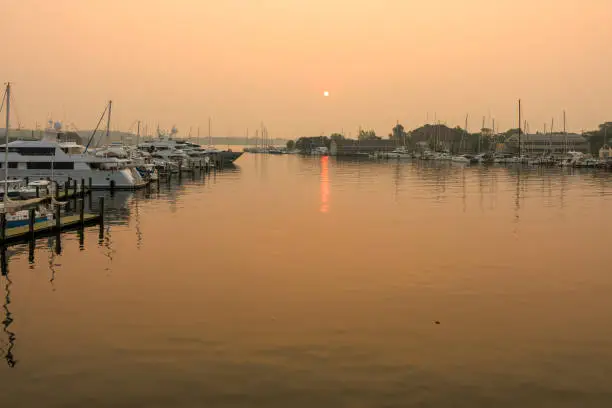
0;147;55;156
0;162;19;168
55;162;75;170
26;162;74;170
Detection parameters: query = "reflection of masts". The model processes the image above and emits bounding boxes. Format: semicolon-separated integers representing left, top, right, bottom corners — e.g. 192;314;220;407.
134;200;142;249
48;235;61;289
514;169;521;231
1;269;17;367
103;224;114;273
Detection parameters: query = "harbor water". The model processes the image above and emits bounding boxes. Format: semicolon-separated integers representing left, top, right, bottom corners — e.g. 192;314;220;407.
1;154;612;407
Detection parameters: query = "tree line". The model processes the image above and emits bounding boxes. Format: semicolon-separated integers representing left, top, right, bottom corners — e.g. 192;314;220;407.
289;122;612;154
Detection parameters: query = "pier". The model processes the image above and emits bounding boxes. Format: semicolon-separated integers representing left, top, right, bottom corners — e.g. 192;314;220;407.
0;197;104;246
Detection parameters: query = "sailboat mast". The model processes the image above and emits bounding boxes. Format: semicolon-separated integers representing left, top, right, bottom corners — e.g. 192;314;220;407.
518;99;522;157
136;120;141;146
480;116;484;154
105;100;112;146
208;117;211;146
4;82;10;185
464;115;468;153
563;110;567;153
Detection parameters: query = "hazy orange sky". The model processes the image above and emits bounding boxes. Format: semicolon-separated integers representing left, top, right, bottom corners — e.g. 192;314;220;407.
2;0;611;138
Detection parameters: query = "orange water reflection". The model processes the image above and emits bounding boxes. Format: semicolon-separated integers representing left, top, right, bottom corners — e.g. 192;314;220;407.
320;156;329;213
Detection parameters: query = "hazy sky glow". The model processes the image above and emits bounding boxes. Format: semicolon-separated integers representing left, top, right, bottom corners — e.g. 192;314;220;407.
2;0;611;137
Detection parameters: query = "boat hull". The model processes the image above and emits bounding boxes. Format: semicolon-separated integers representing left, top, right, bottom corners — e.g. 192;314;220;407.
0;168;147;190
219;151;243;164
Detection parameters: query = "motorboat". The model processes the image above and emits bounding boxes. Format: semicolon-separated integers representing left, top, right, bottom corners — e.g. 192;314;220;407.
385;147;412;159
451;154;471;163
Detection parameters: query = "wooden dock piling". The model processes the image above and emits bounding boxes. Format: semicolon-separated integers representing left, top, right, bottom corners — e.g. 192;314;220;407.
28;208;35;238
79;199;85;226
99;196;105;222
0;213;5;242
55;204;61;232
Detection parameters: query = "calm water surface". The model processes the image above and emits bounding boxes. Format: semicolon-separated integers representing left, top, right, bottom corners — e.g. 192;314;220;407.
1;154;612;407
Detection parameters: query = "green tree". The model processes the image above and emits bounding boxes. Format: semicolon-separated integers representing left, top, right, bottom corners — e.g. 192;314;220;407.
330;133;344;143
390;123;410;146
286;140;295;150
358;129;379;140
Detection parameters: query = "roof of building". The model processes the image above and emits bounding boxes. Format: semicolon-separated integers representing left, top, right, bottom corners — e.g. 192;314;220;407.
332;139;396;148
506;133;587;143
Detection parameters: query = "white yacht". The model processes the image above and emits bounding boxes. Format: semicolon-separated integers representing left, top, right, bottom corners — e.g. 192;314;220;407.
0;140;146;189
385;147;412;159
138;127;242;165
451;154;471;163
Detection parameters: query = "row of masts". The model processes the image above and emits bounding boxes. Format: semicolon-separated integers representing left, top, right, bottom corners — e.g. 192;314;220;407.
426;100;573;155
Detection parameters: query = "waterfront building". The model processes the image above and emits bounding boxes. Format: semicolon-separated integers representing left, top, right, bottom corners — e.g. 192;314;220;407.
504;133;589;156
330;139;397;156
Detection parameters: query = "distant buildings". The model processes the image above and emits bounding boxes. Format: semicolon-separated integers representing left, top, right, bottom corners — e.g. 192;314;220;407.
330;139;397;156
599;145;612;159
504;133;589;155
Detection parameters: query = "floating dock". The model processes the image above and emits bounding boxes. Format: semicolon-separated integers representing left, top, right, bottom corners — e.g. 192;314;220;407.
0;197;105;246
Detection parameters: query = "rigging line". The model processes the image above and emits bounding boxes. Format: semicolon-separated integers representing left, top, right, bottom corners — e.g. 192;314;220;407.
0;89;5;114
10;92;22;129
84;103;109;152
125;119;138;135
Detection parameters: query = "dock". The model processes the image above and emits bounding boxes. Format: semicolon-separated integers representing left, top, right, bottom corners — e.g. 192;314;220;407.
0;197;105;246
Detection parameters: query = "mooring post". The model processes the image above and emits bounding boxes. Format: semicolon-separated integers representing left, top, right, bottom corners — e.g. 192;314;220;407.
55;204;61;232
64;180;70;198
28;208;36;237
110;180;115;192
88;177;92;192
99;196;105;223
29;240;35;264
36;185;40;198
25;176;29;186
55;181;60;200
98;196;105;238
79;198;85;226
73;179;78;207
0;213;6;242
81;179;85;198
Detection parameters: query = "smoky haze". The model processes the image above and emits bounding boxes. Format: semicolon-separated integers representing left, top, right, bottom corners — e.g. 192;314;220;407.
1;0;611;137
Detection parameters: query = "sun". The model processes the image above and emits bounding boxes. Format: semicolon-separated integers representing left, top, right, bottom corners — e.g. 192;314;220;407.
323;91;329;97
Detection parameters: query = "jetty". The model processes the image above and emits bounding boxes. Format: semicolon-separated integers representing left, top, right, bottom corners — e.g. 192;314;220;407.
0;197;104;246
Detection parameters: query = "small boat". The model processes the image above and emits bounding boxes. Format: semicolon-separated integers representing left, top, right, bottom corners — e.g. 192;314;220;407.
4;208;53;228
19;179;54;199
385;147;412;159
451;155;471;163
311;146;329;156
0;179;27;200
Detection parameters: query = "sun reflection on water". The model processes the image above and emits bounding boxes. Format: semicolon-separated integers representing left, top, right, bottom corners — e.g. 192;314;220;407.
320;156;329;213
